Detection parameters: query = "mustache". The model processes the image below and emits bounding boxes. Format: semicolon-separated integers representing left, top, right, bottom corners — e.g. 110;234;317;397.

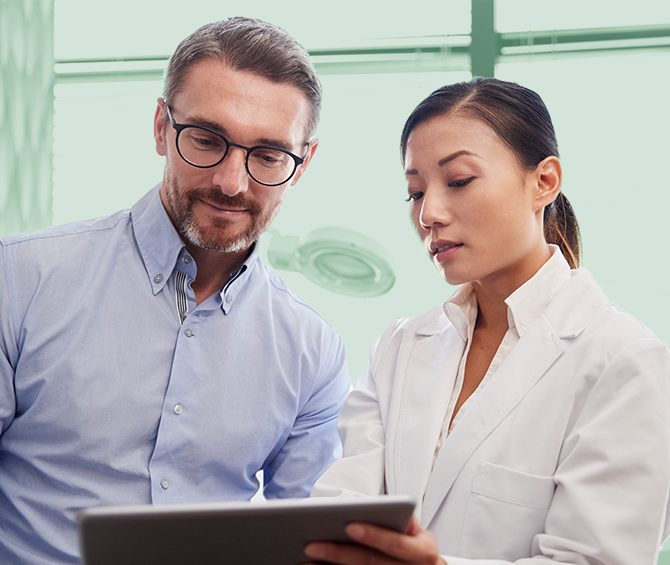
188;188;261;214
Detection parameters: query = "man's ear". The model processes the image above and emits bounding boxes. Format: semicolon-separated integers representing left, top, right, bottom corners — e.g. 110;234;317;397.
154;98;168;157
533;156;562;210
289;138;319;186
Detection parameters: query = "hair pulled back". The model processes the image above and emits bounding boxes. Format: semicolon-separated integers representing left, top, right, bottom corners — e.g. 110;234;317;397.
400;77;581;269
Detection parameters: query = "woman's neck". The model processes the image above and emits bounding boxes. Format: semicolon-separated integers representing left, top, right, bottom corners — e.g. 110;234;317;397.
471;243;553;332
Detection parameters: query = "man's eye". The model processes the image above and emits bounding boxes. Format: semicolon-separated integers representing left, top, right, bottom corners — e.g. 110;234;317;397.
251;149;288;167
405;192;423;203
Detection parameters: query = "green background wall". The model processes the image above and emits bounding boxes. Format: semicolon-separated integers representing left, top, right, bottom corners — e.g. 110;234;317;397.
2;0;670;558
2;0;669;382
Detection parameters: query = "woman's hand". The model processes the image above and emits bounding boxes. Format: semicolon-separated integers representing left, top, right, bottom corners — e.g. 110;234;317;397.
304;515;446;565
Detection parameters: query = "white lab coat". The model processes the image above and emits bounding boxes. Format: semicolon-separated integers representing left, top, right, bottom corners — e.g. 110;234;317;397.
312;269;670;564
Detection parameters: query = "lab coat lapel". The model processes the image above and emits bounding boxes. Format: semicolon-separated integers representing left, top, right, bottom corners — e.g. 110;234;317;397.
421;315;565;526
386;321;464;517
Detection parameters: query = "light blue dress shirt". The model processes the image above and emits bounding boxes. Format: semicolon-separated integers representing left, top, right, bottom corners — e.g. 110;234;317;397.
0;185;350;564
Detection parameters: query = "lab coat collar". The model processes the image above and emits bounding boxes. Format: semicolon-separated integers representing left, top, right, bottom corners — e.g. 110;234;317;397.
386;324;465;516
413;268;608;526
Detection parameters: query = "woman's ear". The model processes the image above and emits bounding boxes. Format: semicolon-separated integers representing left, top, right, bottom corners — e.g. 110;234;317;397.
534;156;562;210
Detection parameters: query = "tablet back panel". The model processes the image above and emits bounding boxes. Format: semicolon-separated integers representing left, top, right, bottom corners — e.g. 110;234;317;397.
78;496;416;565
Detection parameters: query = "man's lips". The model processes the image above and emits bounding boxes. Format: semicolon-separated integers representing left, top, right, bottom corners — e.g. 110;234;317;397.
199;198;248;214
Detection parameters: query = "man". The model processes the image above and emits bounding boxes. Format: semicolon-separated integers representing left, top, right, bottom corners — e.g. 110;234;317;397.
0;18;349;564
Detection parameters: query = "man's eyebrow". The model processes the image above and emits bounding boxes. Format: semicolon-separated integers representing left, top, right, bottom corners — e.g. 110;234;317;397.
184;115;228;135
405;149;481;176
254;138;300;153
181;115;300;154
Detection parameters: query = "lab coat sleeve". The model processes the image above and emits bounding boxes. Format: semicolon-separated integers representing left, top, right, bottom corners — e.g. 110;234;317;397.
311;335;388;498
442;337;670;565
0;242;17;437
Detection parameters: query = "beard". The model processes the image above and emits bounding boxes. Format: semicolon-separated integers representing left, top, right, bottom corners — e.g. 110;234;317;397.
163;173;279;253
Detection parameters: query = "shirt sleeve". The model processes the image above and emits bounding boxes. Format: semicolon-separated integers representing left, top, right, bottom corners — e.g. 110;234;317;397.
442;337;670;565
0;242;17;436
310;334;388;498
262;330;351;499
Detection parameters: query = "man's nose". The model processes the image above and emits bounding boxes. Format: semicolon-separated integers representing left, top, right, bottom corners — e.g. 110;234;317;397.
211;147;250;196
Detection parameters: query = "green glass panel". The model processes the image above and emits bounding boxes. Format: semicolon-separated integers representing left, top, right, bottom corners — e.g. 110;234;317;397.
497;48;670;351
497;0;670;33
0;0;54;237
54;0;470;59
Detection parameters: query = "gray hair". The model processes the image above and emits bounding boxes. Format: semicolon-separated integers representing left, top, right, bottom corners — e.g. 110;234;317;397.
163;17;321;141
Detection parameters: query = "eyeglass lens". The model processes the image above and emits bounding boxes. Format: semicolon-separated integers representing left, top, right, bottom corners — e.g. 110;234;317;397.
177;127;297;185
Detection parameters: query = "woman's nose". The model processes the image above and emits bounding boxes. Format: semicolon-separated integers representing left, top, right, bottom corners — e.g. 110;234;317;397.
419;187;451;230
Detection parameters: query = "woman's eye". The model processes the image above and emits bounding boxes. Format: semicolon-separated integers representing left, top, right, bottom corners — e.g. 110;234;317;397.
405;191;423;203
449;177;475;188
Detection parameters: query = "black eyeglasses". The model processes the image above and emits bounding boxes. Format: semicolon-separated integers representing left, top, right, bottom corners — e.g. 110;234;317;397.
164;100;306;187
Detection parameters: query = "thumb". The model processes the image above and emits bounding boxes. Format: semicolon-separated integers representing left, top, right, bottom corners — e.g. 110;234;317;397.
406;514;422;535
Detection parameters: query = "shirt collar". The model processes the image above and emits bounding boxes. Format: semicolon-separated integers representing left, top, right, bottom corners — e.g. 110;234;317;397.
504;245;572;336
443;284;477;342
218;244;259;314
443;245;572;341
131;184;185;295
131;184;260;308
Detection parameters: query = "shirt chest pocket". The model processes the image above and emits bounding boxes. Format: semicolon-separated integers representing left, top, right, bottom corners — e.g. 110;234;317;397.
460;461;556;561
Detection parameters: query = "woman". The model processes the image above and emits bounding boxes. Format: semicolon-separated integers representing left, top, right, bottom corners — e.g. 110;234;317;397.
305;78;670;565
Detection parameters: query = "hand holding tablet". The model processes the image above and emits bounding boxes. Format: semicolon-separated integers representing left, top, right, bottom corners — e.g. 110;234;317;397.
77;495;416;565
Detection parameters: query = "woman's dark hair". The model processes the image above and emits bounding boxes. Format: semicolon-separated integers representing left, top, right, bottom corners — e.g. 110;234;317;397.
400;77;581;269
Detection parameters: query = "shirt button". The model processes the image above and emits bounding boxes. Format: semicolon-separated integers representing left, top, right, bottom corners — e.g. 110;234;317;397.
174;404;183;415
182;256;191;264
154;274;163;283
184;328;193;338
160;479;169;490
225;295;232;303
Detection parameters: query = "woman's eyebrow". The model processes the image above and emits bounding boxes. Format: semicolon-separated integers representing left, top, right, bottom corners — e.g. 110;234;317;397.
438;150;481;167
405;149;482;176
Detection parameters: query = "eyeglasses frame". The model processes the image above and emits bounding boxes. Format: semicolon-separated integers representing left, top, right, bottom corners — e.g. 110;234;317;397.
163;99;306;187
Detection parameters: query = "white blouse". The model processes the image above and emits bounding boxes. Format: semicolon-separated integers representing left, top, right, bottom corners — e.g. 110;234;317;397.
434;245;572;461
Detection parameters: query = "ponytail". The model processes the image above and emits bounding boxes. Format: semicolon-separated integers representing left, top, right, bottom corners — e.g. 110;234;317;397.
400;78;583;269
544;192;581;269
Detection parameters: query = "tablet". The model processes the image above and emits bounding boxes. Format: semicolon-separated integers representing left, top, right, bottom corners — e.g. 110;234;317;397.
77;495;416;565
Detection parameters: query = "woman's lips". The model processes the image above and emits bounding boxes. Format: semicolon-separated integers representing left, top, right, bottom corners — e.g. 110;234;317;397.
430;241;463;262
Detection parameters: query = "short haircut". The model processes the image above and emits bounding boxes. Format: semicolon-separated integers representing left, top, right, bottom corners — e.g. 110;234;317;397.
163;17;321;142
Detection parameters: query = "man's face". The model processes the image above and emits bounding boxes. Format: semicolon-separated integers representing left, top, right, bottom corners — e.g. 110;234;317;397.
154;59;317;253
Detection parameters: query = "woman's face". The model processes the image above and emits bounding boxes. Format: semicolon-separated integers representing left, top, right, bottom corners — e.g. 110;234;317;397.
405;111;553;293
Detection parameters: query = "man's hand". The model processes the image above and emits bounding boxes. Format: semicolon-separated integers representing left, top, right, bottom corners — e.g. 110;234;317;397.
304;515;447;565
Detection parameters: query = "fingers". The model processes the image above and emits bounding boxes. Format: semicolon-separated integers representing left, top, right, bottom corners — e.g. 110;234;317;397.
303;517;442;565
304;540;388;565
